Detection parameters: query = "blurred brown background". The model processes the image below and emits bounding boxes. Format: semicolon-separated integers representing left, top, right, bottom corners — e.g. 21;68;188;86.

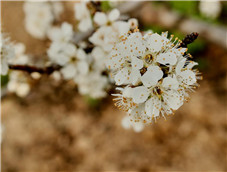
1;1;227;171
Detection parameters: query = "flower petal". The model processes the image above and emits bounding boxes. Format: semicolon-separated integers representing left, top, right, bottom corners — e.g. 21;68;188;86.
145;97;161;118
114;68;128;85
61;64;77;80
162;76;179;90
131;86;149;104
146;33;166;52
108;9;120;22
156;52;177;65
163;90;183;110
178;70;197;85
141;66;163;87
175;58;186;75
94;12;108;26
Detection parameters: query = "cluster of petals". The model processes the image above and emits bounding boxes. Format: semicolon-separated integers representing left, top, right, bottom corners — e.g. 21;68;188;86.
74;1;93;32
47;22;89;81
0;34;15;75
107;31;200;123
23;1;63;39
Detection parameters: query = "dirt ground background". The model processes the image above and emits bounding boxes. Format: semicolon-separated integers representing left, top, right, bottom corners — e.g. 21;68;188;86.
1;1;227;171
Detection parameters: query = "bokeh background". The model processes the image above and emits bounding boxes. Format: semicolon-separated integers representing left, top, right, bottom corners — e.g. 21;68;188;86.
1;1;227;171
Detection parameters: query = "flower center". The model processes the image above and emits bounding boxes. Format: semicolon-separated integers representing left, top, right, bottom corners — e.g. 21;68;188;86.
144;54;153;64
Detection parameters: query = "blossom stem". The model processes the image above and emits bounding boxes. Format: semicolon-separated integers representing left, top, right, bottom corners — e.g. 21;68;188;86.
8;64;62;74
179;32;199;48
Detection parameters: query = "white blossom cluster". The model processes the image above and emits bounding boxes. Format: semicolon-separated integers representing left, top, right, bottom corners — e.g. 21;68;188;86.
47;22;109;99
106;30;201;124
47;2;138;99
23;1;63;39
0;34;15;75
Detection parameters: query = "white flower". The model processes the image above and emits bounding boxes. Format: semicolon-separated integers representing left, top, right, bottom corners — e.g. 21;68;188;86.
52;2;64;19
60;48;89;80
7;71;30;97
48;42;77;66
108;31;201;124
94;9;120;26
47;22;74;43
199;0;222;19
91;46;108;71
9;43;29;65
23;1;55;39
74;1;92;32
0;35;15;75
121;116;144;133
76;70;109;99
89;21;130;52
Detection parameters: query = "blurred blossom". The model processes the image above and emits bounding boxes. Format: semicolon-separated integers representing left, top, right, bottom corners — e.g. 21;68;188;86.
23;1;63;39
7;71;30;97
74;1;93;32
199;0;222;19
9;43;29;65
0;34;15;75
121;116;144;132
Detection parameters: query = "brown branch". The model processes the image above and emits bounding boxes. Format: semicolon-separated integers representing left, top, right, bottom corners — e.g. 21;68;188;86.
8;64;62;74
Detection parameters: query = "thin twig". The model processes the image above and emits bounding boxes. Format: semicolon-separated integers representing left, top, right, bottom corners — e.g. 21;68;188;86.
8;64;62;74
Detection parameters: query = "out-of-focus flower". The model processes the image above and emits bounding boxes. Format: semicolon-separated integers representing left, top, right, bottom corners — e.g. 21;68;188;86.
74;1;93;32
7;71;30;97
121;116;144;132
94;9;120;26
60;48;89;80
107;31;201;124
199;0;222;19
23;1;63;39
89;22;130;52
9;43;29;65
0;35;15;75
47;22;74;43
76;69;109;99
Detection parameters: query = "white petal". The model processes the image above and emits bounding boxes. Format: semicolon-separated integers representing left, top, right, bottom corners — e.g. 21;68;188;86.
156;52;177;65
121;116;131;130
129;68;141;85
77;61;89;75
91;46;106;61
132;122;144;133
17;83;30;97
162;76;179;90
114;68;128;85
108;9;120;22
131;57;143;70
163;90;183;110
186;61;198;69
176;58;186;75
78;18;92;32
146;33;166;52
141;66;163;87
125;32;146;56
76;48;87;60
178;70;197;85
94;12;108;26
61;64;77;80
131;86;149;104
145;97;161;118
